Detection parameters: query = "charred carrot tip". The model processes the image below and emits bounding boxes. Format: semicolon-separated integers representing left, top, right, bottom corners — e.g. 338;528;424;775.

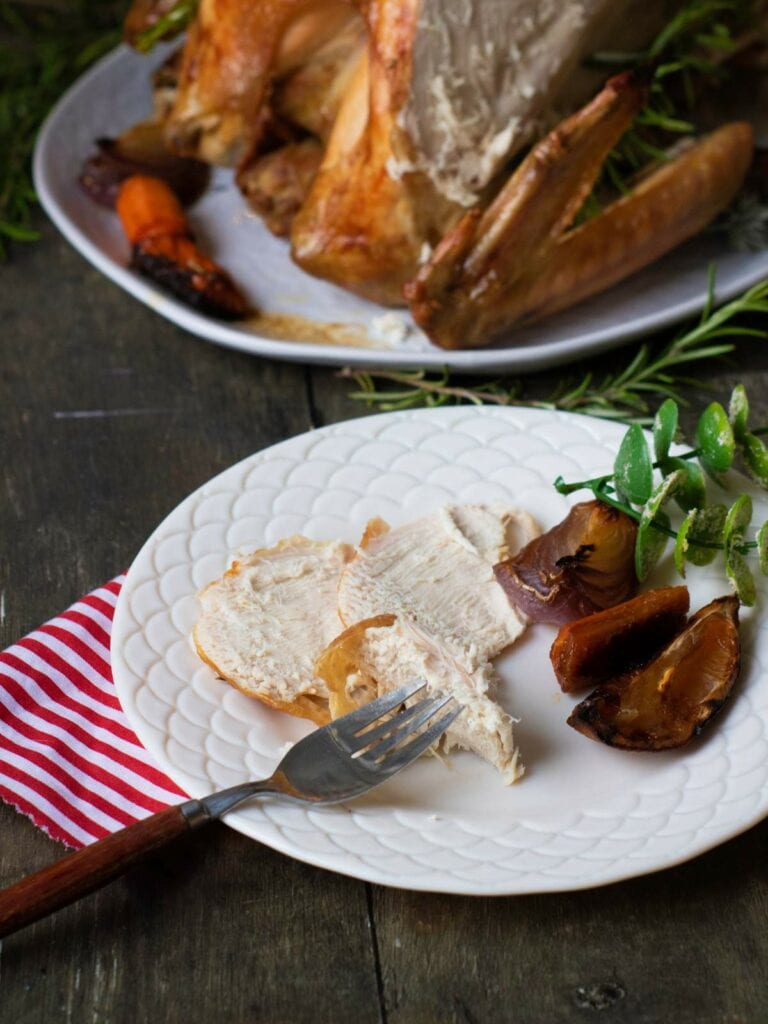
115;174;249;319
131;235;250;320
116;173;188;245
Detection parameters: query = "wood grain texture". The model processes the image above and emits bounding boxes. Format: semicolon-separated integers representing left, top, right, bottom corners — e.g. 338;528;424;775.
367;820;768;1023
2;214;768;1023
0;220;379;1024
0;806;192;938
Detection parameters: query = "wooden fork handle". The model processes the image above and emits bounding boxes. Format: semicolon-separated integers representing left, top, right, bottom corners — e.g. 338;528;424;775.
0;803;204;938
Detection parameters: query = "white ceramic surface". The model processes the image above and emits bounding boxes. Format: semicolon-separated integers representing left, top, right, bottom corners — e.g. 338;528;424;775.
34;44;768;374
111;407;768;895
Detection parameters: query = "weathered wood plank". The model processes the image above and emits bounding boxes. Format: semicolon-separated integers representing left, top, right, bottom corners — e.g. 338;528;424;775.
5;210;768;1024
370;819;768;1023
0;222;313;637
311;357;768;1024
0;220;380;1024
0;807;382;1024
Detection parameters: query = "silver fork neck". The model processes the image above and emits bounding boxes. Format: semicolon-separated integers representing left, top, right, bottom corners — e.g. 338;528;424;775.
179;778;278;827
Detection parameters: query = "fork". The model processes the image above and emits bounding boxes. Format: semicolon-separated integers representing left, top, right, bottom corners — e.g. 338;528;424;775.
0;681;460;938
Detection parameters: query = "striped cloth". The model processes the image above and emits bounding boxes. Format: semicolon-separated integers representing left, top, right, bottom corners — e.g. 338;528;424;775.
0;576;185;849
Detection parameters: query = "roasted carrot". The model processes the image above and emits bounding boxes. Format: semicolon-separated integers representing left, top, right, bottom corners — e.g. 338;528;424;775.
115;175;250;320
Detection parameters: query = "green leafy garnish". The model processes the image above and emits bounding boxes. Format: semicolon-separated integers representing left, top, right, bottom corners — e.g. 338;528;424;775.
556;383;768;606
729;383;749;441
635;472;685;580
637;509;672;582
653;398;679;462
0;0;120;258
741;433;768;487
134;0;199;53
615;424;653;505
664;456;707;512
696;401;735;484
724;495;755;603
588;0;756;201
758;520;768;574
675;504;727;574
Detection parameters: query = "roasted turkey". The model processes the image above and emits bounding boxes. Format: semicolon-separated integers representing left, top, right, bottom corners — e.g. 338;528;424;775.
122;0;756;347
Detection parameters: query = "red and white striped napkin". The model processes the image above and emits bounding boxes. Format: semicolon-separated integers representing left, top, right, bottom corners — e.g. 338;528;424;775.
0;576;185;849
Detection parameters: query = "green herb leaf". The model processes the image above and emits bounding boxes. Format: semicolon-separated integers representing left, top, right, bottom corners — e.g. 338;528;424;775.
728;383;749;442
636;509;672;582
741;432;768;488
662;456;707;512
0;221;40;242
0;1;121;256
724;493;753;548
723;496;755;604
674;504;727;574
615;424;653;505
134;0;200;53
634;471;684;580
758;520;768;575
726;548;755;605
653;398;679;462
696;401;735;484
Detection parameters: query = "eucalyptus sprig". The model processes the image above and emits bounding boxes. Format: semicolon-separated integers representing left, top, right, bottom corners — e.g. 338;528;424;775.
342;274;768;423
554;384;768;605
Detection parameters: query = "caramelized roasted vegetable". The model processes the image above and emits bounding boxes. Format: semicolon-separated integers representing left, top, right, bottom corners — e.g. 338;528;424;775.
551;586;690;693
314;614;396;718
568;595;740;750
494;500;638;625
79;121;209;209
115;175;250;320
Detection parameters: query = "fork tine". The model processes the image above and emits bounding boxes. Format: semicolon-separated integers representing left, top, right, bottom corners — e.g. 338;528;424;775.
329;680;426;736
361;695;453;759
347;693;446;753
373;705;464;774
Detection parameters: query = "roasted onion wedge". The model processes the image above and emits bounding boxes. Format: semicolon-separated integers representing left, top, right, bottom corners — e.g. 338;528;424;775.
494;500;638;625
567;595;740;751
79;121;209;209
551;585;690;693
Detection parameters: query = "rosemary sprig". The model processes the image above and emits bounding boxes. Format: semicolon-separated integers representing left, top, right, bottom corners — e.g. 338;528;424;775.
134;0;199;54
590;0;755;200
0;0;121;257
715;192;768;252
342;274;768;424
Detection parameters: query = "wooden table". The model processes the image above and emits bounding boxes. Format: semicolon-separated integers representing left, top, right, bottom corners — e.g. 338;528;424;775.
1;218;767;1023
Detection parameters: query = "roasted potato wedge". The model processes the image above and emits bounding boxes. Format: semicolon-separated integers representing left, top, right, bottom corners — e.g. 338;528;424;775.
567;595;740;750
551;585;690;692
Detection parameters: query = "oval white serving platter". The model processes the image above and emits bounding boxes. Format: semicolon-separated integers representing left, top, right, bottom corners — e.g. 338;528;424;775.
111;407;768;895
34;44;768;374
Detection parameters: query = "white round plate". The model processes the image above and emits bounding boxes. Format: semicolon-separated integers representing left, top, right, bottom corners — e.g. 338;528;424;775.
111;406;768;895
35;45;768;374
